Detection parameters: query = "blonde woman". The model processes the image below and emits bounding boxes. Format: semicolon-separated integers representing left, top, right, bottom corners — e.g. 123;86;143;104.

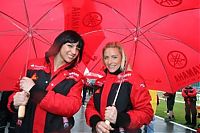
85;42;153;133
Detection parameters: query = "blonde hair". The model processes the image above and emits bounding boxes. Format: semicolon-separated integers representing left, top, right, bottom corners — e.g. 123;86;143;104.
102;42;126;71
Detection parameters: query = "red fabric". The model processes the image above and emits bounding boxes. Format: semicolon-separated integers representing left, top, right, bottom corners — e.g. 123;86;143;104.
99;75;115;119
187;88;197;97
33;106;46;133
8;57;84;132
182;87;197;98
85;96;101;126
85;71;153;129
63;0;104;65
70;0;200;93
182;88;188;98
40;80;83;117
0;0;64;90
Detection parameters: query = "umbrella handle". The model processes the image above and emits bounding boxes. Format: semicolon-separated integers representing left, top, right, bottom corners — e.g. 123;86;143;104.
105;120;110;125
18;105;25;119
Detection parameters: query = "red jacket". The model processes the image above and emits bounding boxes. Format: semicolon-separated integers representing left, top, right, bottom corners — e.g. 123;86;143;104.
85;71;153;131
182;87;197;101
8;57;84;133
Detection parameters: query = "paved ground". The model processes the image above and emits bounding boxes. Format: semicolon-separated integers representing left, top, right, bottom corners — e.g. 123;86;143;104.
71;106;197;133
2;92;198;133
4;105;197;133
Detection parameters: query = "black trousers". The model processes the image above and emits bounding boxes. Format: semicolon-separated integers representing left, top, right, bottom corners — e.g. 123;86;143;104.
167;93;176;111
0;91;17;133
185;100;197;125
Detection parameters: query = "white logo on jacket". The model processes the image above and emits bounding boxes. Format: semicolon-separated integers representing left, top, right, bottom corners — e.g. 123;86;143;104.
66;72;80;81
30;64;47;70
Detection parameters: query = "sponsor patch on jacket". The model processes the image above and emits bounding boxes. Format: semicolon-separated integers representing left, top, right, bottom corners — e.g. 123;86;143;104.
30;64;47;70
95;80;104;87
117;72;132;82
66;72;80;81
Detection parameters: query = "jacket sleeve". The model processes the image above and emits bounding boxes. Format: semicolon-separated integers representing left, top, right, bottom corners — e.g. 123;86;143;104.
85;95;102;128
126;84;154;129
188;88;197;97
7;81;21;113
38;79;83;117
182;88;188;98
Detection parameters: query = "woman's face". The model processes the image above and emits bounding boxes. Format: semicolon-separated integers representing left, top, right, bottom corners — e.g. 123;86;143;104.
59;42;80;63
103;47;122;73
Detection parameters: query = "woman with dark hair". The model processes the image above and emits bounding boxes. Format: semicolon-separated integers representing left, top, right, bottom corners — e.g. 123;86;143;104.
85;42;153;133
7;30;85;133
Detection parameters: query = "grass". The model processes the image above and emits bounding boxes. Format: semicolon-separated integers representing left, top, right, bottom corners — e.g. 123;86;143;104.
155;92;200;130
156;100;186;124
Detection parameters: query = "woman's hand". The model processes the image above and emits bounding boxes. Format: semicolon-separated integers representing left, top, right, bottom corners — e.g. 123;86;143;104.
20;77;35;92
13;91;30;108
96;121;113;133
105;106;117;124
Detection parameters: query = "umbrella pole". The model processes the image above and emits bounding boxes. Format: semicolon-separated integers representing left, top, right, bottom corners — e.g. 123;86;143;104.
105;28;136;126
17;38;32;126
105;79;124;125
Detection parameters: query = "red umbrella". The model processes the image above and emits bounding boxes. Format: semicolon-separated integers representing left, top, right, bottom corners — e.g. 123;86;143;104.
63;0;105;65
65;0;200;93
0;0;64;91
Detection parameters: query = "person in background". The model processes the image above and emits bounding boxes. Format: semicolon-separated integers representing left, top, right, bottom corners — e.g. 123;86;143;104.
182;86;197;128
85;42;153;133
7;30;85;133
163;92;176;122
82;84;88;106
197;105;200;131
144;90;159;133
0;91;17;133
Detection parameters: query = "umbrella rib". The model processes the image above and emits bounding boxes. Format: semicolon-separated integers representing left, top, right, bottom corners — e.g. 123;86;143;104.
0;11;27;33
32;35;52;46
32;1;62;28
94;0;136;27
30;36;38;58
140;33;174;91
141;8;200;33
32;30;53;46
147;30;200;53
82;29;126;37
123;28;137;66
104;29;130;37
94;0;145;44
127;9;200;45
34;28;63;32
138;18;165;38
23;0;31;27
88;58;102;72
0;30;24;36
119;31;137;44
136;0;142;29
81;29;137;45
0;34;28;72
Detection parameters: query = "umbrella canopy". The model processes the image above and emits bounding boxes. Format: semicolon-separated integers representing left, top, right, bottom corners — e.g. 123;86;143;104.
0;0;64;90
65;0;200;93
63;0;105;65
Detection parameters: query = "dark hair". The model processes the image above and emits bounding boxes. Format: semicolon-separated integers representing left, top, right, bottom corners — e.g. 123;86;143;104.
185;86;193;89
45;30;84;69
